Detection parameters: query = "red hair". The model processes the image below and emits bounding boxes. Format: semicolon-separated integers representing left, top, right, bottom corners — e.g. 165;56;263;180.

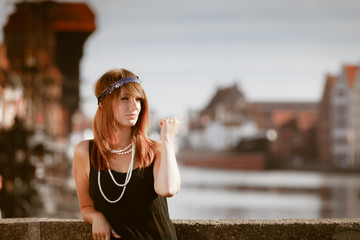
92;68;155;171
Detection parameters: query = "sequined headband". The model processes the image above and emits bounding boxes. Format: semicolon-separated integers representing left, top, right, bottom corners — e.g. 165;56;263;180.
97;76;141;104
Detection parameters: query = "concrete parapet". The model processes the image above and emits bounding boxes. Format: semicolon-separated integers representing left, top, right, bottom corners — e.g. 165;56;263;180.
0;218;91;240
0;218;360;239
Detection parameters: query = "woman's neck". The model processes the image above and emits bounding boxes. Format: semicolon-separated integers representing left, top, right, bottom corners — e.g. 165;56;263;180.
108;128;132;149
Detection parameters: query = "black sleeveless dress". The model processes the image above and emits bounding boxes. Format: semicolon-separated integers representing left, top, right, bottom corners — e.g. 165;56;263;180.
88;140;177;240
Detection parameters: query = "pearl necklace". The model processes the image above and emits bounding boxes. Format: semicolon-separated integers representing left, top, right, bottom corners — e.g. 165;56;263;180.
109;143;132;155
98;145;135;203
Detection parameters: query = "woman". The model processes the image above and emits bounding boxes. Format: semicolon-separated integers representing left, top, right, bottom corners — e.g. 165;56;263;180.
73;68;181;240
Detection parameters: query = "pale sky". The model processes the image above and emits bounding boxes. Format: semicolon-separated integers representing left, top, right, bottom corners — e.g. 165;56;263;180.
1;0;360;121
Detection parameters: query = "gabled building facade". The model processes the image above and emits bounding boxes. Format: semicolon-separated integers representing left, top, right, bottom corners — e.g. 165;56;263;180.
317;74;337;163
350;65;360;167
331;65;358;168
187;84;257;151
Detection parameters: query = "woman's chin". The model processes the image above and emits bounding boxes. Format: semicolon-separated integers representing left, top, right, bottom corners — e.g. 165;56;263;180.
129;119;138;126
117;117;139;128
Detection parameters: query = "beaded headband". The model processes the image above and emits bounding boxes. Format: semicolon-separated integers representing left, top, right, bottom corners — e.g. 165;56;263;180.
97;76;141;104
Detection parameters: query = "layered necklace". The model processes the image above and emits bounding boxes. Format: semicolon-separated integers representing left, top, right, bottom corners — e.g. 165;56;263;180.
108;143;132;155
98;144;135;203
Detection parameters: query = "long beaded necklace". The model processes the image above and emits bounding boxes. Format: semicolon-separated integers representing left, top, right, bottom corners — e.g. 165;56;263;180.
108;143;132;155
98;145;135;203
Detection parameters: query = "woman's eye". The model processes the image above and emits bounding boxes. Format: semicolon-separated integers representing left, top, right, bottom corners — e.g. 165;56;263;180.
136;98;142;102
121;97;128;101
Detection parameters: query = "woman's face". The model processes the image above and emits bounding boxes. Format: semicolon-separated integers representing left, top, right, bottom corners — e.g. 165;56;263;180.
113;91;142;128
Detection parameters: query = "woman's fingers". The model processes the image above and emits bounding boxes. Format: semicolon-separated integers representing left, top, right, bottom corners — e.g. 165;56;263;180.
111;229;122;238
159;117;180;139
93;229;109;239
93;233;107;240
94;230;121;240
159;117;180;129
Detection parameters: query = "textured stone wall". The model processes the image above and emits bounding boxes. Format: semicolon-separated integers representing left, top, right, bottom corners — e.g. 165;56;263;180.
0;218;360;240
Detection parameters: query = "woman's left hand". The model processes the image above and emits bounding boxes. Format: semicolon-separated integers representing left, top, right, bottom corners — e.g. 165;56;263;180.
159;117;180;141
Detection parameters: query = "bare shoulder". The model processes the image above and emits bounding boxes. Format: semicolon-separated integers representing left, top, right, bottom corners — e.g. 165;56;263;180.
73;140;91;170
74;140;91;159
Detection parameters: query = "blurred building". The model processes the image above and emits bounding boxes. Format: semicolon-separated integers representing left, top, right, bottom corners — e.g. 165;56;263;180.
186;84;258;151
315;64;360;170
353;65;360;168
252;102;318;167
1;0;95;138
185;63;360;171
317;74;337;165
0;0;95;218
331;65;359;168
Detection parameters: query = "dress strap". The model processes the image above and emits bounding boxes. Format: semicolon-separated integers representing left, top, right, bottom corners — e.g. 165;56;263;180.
88;140;95;171
89;139;94;157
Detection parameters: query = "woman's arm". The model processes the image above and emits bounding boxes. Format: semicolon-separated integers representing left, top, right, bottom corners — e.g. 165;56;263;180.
73;140;95;223
153;118;181;197
73;140;121;240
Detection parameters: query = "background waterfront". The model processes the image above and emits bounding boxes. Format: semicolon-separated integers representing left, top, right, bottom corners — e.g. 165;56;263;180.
2;151;360;220
167;166;360;220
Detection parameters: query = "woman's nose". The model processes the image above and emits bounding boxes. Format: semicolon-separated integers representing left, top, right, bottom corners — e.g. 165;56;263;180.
129;98;138;109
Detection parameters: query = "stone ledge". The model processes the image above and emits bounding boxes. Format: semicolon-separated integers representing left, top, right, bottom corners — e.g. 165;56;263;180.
0;218;360;240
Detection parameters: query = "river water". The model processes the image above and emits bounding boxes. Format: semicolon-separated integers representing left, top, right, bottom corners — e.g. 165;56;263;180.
167;166;360;220
14;163;359;220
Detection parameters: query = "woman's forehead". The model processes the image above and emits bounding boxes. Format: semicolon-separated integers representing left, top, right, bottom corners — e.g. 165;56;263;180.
120;88;141;97
120;91;134;96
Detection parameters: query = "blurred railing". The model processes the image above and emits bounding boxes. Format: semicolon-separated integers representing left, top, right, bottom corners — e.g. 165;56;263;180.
1;218;360;240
